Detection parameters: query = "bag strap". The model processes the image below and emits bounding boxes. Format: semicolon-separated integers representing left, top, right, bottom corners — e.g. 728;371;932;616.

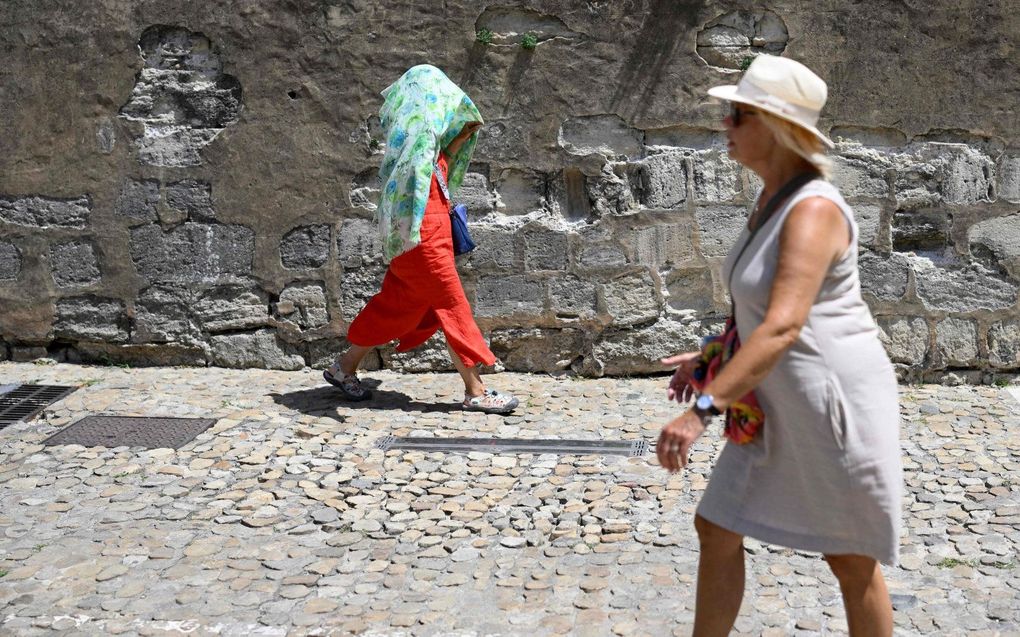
726;172;818;314
433;158;451;205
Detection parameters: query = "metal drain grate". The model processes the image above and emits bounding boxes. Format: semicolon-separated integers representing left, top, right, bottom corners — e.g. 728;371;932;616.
375;436;648;457
0;384;78;429
43;416;217;450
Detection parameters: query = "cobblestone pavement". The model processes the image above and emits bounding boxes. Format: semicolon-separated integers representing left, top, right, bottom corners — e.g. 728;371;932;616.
1;362;1018;636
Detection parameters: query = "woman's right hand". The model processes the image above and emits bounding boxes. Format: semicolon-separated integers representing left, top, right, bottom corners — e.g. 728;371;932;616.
661;351;700;404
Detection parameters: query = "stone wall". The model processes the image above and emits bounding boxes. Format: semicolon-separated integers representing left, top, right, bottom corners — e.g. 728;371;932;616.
1;1;1018;381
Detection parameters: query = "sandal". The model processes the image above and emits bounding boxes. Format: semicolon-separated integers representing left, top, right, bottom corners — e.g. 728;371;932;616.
463;389;519;414
323;362;372;401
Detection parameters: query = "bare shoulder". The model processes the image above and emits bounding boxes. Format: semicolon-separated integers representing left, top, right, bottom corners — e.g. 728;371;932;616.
780;196;850;257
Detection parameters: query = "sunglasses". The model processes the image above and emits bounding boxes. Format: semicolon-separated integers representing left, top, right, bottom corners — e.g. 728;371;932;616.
730;104;757;127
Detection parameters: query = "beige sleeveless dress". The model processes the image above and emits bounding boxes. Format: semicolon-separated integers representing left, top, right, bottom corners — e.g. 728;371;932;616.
696;179;902;565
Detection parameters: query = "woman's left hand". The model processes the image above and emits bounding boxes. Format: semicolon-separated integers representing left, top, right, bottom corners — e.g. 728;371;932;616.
656;410;707;473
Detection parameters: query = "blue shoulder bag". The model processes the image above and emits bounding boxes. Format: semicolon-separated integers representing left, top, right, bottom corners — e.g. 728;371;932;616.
434;160;477;256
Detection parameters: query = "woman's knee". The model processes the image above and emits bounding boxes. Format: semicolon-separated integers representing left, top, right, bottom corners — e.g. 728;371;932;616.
694;514;743;551
824;554;878;587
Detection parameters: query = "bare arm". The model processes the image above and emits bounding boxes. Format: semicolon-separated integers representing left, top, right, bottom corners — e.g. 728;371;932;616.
445;121;482;156
702;196;851;409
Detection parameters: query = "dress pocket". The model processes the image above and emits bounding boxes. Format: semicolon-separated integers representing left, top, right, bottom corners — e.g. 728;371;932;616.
825;374;849;451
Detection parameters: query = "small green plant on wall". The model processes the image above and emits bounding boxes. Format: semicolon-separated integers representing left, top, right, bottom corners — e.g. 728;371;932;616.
521;33;538;49
476;28;493;45
739;55;755;71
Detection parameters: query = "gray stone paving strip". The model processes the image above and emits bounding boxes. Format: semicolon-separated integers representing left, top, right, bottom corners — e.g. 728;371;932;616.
0;362;1018;636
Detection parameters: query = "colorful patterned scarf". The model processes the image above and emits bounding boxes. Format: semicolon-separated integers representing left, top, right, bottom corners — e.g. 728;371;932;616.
376;64;483;261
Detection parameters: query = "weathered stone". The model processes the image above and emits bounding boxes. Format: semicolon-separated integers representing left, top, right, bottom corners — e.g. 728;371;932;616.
165;180;215;222
282;225;330;270
493;169;545;215
0;195;91;229
548;277;597;320
911;257;1018;312
49;240;101;288
581;318;710;375
695;205;747;259
457;172;495;214
130;223;255;283
691;149;742;203
987;320;1020;369
968;213;1020;274
577;241;627;270
559;114;642;160
115;180;160;224
475;275;545;318
665;269;716;314
638;151;687;209
0;241;22;281
602;272;660;327
275;283;329;329
996;154;1020;203
548;168;594;221
586;164;638;217
892;143;994;208
858;251;911;302
53;296;129;343
521;224;568;271
119;26;242;167
877;316;929;365
209;329;304;370
630;219;697;267
338;219;381;269
696;9;788;69
933;318;979;368
76;342;207;367
855;204;883;248
892;209;950;252
831;151;890;200
463;226;516;271
489;328;584;372
339;265;386;323
194;284;270;332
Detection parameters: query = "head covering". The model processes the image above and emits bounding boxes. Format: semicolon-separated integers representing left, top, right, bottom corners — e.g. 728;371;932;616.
708;55;833;148
376;64;483;261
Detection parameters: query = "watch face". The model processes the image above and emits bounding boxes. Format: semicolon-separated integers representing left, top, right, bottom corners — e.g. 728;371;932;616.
696;394;712;410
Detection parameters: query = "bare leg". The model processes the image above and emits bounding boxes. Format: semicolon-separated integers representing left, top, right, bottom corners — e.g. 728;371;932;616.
693;514;746;637
824;554;893;636
339;344;373;376
446;342;485;397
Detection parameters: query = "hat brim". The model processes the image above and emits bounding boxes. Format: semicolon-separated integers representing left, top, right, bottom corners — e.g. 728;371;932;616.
707;85;835;149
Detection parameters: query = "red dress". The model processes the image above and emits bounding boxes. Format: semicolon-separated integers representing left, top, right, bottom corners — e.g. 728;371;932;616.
346;154;496;367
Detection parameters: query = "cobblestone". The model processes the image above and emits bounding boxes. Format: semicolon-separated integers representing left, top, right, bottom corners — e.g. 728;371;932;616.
0;362;1018;635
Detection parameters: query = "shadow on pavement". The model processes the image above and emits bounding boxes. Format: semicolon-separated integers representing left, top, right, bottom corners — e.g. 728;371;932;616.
269;380;462;418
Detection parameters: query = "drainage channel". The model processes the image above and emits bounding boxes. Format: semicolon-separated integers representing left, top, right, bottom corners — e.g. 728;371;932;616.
0;384;78;430
43;416;217;450
376;436;648;457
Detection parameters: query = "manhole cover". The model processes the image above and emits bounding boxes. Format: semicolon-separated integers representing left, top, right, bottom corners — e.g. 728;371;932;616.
43;416;216;450
375;436;648;457
0;384;78;429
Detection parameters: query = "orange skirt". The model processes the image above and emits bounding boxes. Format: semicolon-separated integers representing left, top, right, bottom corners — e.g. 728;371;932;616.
346;158;496;367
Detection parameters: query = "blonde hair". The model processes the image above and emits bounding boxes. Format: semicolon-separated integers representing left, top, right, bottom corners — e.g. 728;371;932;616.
757;110;833;179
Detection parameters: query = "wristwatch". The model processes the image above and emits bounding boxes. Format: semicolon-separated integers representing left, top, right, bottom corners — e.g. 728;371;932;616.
692;393;722;423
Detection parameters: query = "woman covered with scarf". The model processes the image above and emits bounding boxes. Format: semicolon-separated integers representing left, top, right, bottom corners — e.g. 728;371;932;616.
324;65;518;414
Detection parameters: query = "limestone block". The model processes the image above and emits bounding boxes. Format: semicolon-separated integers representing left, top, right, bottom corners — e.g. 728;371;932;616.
349;168;380;211
968;213;1020;270
638;152;687;209
581;318;710;376
193;285;271;332
665;269;715;314
210;329;305;370
522;225;568;271
695;205;748;259
76;342;207;367
0;195;91;229
910;256;1018;312
474;275;545;318
462;226;516;271
558;114;642;160
691;149;742;204
457;172;495;215
53;296;129;343
130;223;255;283
876;316;929;365
49;240;101;288
0;340;8;361
630;219;697;268
276;283;329;329
281;225;330;270
996;155;1020;203
548;277;597;320
116;180;160;224
0;241;21;281
165;180;215;223
933;318;979;368
696;9;788;69
891;209;950;252
339;266;386;323
892;143;994;208
134;286;201;344
586;164;638;217
988;320;1020;369
830;146;890;200
493;169;545;215
379;334;455;373
858;251;911;302
338;219;382;269
489;328;584;372
602;272;660;327
577;241;627;269
855;204;882;248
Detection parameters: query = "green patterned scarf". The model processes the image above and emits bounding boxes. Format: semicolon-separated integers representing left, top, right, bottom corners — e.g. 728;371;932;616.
376;64;483;261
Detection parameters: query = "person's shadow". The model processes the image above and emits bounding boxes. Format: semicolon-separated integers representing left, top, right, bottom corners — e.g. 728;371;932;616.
269;378;462;421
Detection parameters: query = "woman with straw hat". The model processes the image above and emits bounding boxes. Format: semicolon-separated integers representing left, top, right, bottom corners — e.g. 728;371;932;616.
656;55;902;635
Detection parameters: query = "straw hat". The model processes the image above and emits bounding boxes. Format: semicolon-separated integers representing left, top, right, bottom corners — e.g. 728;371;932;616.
708;55;834;148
